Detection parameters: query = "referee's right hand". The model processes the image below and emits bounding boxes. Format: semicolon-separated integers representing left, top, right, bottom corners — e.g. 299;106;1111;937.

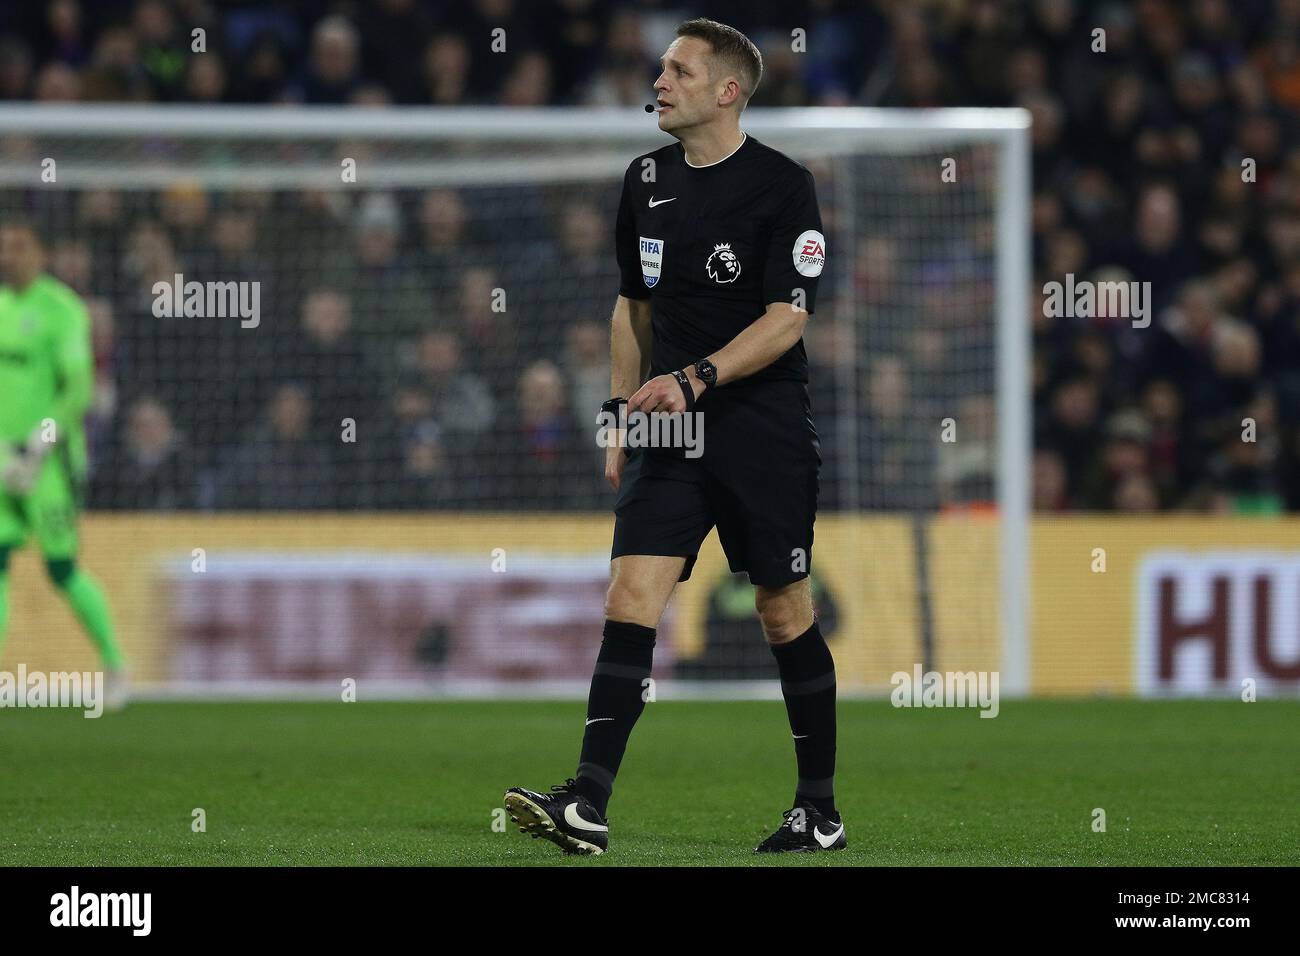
605;433;628;491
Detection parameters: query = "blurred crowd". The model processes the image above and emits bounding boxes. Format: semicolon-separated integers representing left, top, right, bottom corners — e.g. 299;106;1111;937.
51;185;621;511
2;0;1300;512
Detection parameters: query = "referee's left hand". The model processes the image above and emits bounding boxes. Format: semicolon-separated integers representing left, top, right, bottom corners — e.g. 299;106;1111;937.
628;371;703;414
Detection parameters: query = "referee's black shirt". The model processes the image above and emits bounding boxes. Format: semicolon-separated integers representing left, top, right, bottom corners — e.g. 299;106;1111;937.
614;133;826;390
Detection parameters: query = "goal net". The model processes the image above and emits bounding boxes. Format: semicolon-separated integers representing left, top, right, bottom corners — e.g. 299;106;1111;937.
0;106;1029;697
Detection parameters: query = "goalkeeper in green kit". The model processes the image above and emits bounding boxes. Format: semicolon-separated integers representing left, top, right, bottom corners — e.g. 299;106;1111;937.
0;222;127;706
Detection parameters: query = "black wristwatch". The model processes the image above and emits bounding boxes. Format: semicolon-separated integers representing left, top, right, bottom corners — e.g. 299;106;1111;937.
694;358;718;389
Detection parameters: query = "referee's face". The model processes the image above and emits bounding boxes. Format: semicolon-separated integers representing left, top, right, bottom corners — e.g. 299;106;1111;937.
654;37;725;134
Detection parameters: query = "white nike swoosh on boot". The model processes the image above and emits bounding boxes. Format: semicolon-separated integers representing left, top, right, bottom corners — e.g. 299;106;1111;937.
564;802;609;833
813;823;844;848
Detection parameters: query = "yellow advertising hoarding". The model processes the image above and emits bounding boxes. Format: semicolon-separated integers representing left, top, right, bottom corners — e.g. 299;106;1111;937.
3;514;1297;695
1032;518;1300;695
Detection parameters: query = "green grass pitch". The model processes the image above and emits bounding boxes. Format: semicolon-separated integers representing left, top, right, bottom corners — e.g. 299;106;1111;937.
1;699;1296;866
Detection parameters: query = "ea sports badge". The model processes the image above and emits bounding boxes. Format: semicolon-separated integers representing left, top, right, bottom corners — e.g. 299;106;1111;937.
640;236;664;288
792;230;825;277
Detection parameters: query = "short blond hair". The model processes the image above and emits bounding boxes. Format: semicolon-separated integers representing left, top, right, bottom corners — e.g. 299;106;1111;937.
676;18;763;107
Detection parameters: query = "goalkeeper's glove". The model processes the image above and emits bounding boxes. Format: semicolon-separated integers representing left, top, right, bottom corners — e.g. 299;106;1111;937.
1;426;53;495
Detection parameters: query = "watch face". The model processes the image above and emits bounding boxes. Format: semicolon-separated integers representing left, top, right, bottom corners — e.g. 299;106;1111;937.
696;360;717;384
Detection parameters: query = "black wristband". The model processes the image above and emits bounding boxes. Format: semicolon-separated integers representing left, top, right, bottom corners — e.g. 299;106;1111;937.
672;370;696;412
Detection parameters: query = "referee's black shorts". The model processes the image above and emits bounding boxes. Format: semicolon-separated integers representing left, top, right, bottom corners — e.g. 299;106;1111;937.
610;379;820;588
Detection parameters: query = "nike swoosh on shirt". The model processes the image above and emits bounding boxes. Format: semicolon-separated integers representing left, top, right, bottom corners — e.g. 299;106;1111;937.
648;196;676;207
813;824;844;848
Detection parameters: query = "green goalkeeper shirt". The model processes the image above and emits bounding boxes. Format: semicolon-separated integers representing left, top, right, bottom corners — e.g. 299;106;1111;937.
0;274;92;476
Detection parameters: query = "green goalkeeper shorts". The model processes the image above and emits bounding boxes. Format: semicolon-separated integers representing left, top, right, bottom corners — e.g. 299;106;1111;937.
0;452;81;560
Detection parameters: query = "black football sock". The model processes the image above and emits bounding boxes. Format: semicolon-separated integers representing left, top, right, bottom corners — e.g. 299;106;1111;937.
573;619;656;817
770;619;837;819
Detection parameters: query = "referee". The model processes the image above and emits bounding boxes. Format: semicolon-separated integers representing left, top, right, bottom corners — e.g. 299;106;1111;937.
505;18;841;855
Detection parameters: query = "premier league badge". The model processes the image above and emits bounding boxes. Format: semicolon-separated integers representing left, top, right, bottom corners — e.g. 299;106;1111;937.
706;242;741;284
